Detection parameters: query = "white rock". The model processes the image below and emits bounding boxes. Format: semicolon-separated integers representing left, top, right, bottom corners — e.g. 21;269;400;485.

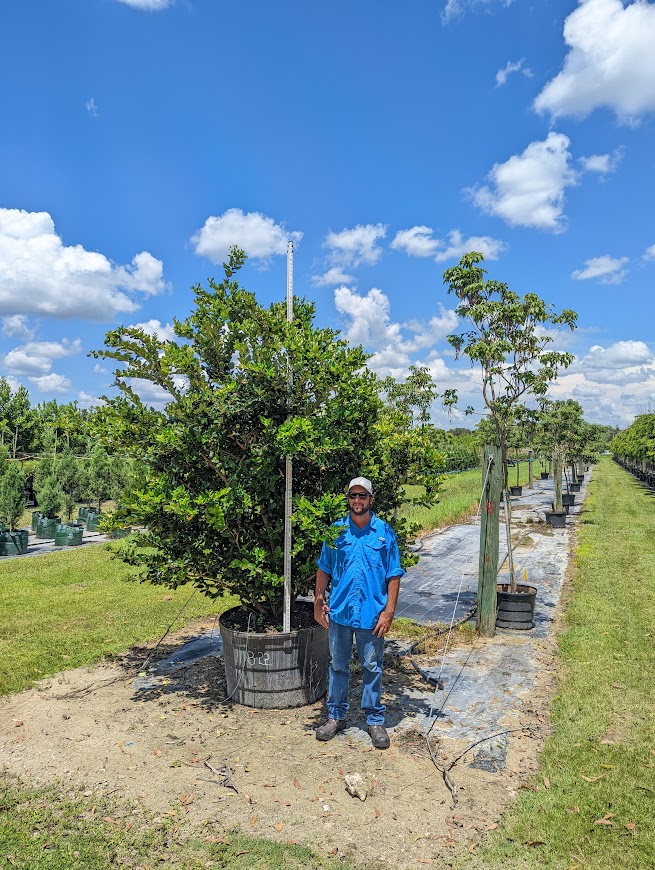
344;772;367;800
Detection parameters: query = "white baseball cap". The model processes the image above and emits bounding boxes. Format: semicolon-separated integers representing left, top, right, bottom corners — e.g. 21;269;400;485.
347;476;373;495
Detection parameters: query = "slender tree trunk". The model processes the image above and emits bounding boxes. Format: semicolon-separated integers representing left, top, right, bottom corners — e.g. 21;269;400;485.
477;444;502;637
553;452;563;512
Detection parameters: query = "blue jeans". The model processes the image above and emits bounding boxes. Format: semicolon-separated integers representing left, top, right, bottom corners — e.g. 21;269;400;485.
327;620;385;725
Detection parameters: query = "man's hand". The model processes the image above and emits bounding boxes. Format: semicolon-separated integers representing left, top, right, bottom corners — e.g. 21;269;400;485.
314;598;330;629
372;608;394;637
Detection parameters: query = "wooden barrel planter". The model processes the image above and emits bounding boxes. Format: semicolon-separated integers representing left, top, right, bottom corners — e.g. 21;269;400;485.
496;583;537;630
219;602;328;708
545;510;566;528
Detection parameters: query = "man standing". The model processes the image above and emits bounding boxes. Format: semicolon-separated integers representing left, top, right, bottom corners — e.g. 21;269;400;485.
313;477;404;750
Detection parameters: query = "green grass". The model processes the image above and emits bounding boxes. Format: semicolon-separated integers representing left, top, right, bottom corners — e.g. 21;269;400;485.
400;459;547;532
0;543;233;696
0;778;347;869
459;457;655;869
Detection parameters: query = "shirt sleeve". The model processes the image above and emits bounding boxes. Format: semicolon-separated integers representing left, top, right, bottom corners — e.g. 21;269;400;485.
317;540;333;575
385;528;405;580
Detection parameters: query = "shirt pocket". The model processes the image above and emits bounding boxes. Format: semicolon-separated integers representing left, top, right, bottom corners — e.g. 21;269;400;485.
364;538;386;570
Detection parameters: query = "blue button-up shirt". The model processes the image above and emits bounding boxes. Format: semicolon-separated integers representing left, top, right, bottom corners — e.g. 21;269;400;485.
317;512;404;629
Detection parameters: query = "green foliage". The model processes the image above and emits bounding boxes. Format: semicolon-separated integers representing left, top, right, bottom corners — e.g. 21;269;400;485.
0;463;26;530
38;474;63;520
91;249;443;618
443;252;577;448
611;413;655;465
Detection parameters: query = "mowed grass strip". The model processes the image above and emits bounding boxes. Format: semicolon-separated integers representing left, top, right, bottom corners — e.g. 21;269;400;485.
401;459;547;532
0;544;230;696
460;457;655;870
0;778;347;870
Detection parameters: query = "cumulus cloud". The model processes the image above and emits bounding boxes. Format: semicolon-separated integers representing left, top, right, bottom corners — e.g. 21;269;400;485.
2;314;35;341
192;208;302;264
433;230;507;263
0;208;167;320
333;285;459;378
324;224;387;267
28;373;72;394
579;147;623;175
391;226;441;258
3;339;81;376
571;255;629;284
467;132;578;231
311;266;356;287
495;58;533;87
391;226;506;262
642;243;655;262
115;0;173;10
130;319;177;341
534;0;655;124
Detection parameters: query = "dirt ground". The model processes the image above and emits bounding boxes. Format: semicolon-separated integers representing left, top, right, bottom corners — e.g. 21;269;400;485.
0;614;560;869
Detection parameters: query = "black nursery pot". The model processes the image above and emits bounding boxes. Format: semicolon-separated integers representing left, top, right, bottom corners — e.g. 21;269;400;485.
495;583;537;630
219;602;328;709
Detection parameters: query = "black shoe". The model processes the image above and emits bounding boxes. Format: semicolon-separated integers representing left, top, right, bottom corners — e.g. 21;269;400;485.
368;724;390;750
315;718;347;741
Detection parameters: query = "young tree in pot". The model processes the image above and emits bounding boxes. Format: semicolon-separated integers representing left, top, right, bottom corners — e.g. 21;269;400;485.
535;400;585;517
36;474;64;538
0;462;28;554
442;252;577;635
91;249;444;705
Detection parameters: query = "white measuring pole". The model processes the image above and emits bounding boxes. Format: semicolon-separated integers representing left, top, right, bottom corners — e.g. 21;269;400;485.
283;241;294;633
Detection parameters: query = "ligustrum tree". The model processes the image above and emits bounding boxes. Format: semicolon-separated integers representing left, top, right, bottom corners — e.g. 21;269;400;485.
91;248;444;627
442;252;577;635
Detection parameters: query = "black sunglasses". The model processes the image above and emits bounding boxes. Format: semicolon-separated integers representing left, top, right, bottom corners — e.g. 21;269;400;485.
347;492;370;500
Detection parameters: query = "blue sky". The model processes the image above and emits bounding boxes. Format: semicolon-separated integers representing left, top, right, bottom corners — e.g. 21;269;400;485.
0;0;653;427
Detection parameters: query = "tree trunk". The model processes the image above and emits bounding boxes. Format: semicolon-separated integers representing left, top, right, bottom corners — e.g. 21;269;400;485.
553;452;563;512
477;444;503;637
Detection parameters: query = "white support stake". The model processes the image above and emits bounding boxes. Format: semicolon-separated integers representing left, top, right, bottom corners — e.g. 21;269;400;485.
283;241;294;633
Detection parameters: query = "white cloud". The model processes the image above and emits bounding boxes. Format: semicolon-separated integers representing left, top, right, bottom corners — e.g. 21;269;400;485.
495;58;533;87
391;226;441;258
324;224;387;268
130;319;177;341
442;0;514;25
115;0;173;10
77;391;102;409
1;314;35;341
534;0;655;124
85;98;98;117
642;243;655;262
581;340;652;369
0;208;167;320
333;285;459;377
432;229;507;263
28;373;72;394
391;226;506;262
3;339;81;375
468;132;578;231
311;266;356;287
578;147;623;175
192;208;302;264
571;255;629;284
